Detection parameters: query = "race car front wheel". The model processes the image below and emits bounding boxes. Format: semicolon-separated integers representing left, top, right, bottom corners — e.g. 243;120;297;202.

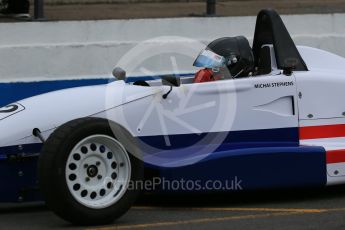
38;118;143;225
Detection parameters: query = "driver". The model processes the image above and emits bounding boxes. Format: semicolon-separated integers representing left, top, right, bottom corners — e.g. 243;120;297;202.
193;36;255;83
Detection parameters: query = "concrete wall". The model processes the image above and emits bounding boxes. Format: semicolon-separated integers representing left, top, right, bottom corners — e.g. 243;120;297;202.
0;13;344;105
1;13;345;83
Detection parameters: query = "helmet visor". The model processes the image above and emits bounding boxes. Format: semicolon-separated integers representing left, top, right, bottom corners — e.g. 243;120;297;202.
193;49;226;68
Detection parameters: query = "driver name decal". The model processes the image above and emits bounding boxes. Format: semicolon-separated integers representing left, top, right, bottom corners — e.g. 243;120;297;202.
255;81;294;89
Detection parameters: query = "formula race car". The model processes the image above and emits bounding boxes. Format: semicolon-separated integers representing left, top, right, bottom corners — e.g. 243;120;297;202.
1;9;345;225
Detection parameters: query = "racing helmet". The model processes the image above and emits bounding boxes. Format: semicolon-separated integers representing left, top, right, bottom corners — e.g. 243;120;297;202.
194;36;255;78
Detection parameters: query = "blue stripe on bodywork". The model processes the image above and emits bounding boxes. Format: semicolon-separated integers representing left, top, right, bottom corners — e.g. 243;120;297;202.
0;143;43;202
140;127;300;167
159;146;327;191
0;127;325;201
139;128;327;189
139;127;299;151
0;143;42;157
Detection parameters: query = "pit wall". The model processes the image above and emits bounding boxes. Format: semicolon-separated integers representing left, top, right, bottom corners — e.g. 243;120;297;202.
0;13;345;106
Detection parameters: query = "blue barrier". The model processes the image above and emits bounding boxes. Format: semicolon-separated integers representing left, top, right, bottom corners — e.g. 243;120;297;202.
0;73;194;107
0;78;111;107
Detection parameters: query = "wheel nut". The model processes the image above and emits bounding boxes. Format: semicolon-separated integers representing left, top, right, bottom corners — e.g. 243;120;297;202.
84;164;89;168
97;175;102;180
96;161;101;166
85;177;90;182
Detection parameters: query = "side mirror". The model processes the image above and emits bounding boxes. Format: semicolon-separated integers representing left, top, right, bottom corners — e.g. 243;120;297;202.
161;75;180;99
161;75;181;87
112;67;127;81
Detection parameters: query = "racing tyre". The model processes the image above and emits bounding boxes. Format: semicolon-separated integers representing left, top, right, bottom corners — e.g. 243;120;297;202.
38;117;143;225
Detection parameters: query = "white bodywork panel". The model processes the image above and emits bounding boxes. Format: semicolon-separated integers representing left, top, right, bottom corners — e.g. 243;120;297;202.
0;74;297;150
0;81;159;147
295;70;345;120
97;75;298;139
297;46;345;185
298;46;345;72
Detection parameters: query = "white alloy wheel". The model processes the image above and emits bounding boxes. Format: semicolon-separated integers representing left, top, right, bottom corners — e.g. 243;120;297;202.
65;135;131;209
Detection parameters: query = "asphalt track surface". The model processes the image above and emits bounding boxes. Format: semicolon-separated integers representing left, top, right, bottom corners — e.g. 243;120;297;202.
1;186;345;229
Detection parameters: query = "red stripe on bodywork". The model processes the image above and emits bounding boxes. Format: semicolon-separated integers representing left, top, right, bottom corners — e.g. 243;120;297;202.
327;150;345;164
300;124;345;140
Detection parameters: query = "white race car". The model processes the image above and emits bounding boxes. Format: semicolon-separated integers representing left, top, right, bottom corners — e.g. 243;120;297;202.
1;9;345;225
